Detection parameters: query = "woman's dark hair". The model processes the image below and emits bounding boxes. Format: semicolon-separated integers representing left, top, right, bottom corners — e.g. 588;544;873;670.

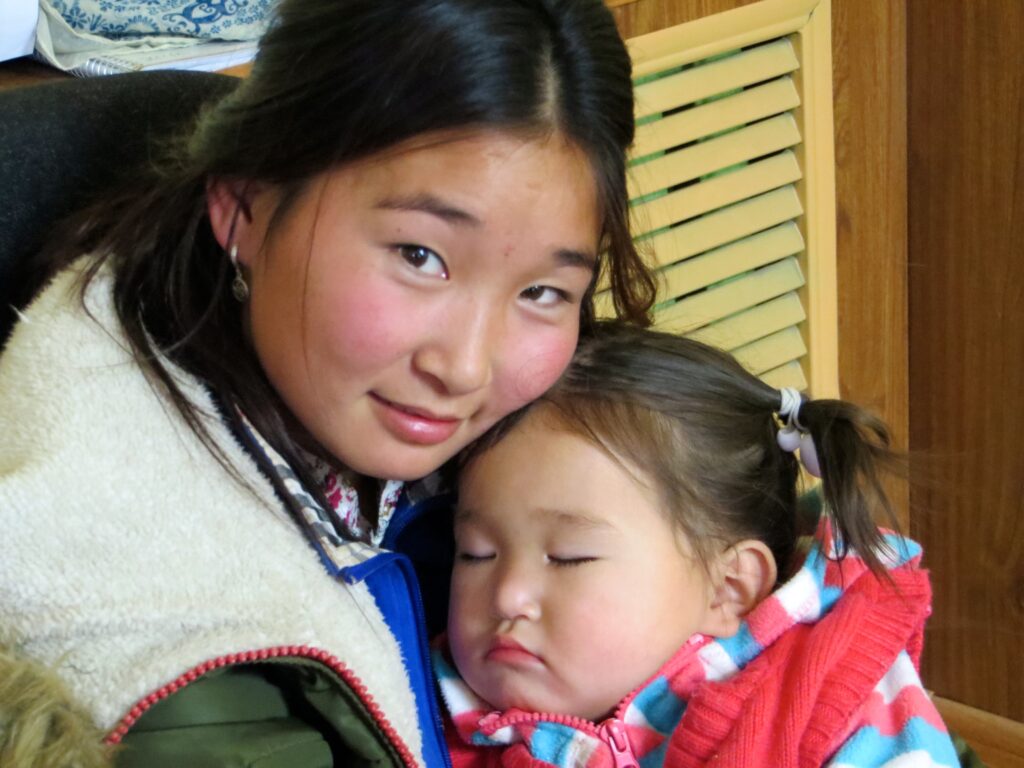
40;0;655;526
465;322;903;579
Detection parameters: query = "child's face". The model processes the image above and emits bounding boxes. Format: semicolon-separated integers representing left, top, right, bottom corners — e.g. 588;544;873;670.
449;410;721;721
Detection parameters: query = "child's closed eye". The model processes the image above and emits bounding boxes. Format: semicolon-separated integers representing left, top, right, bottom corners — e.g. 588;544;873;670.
546;555;598;567
456;550;495;563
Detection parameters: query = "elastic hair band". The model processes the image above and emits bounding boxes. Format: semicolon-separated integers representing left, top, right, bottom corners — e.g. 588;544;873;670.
776;387;821;477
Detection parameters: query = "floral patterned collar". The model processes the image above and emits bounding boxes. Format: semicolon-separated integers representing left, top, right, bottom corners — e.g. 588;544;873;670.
232;407;406;571
303;452;403;546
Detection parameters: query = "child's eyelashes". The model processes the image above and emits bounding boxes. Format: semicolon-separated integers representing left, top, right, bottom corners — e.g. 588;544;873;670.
546;555;598;567
457;551;495;563
396;244;448;278
454;551;598;567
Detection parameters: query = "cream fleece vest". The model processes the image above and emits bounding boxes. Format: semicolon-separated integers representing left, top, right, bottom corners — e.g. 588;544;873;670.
0;264;423;760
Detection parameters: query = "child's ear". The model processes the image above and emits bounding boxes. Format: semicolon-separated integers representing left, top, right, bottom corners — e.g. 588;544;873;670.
206;178;267;263
699;541;777;638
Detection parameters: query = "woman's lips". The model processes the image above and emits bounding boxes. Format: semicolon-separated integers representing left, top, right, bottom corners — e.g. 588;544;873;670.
486;637;542;666
371;393;462;446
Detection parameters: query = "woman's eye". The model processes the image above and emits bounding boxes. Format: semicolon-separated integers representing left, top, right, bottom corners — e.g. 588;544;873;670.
398;245;448;278
547;555;597;568
520;284;570;307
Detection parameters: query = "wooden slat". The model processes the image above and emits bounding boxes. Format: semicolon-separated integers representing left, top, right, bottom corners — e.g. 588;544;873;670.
632;151;801;235
633;76;800;159
634;38;799;118
659;222;805;301
625;0;817;78
760;359;808;391
629;114;801;200
643;186;804;269
731;325;806;374
687;291;806;350
654;256;805;334
598;198;802;303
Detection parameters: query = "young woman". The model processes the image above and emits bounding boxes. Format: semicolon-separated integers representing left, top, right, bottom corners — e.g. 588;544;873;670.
437;323;959;767
0;2;654;766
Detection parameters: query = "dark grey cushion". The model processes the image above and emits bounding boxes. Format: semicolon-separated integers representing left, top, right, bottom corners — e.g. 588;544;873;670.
0;71;238;345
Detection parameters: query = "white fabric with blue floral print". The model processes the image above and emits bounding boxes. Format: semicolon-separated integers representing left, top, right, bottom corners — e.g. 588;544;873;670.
48;0;274;40
35;0;269;74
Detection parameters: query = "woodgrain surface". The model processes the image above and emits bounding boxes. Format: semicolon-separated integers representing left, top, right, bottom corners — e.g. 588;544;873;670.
610;0;755;40
0;56;67;92
908;0;1024;722
828;0;909;522
936;697;1024;768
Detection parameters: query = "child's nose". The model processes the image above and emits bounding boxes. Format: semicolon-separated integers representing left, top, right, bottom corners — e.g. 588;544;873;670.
492;564;541;622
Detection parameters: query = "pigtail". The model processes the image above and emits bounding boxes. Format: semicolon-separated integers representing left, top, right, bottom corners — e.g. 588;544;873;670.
798;398;903;577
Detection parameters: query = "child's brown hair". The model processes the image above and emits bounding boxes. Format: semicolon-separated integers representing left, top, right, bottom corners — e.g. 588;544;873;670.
466;321;902;579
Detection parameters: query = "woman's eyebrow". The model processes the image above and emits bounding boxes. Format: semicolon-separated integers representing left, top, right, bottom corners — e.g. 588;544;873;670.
374;193;480;226
555;247;597;272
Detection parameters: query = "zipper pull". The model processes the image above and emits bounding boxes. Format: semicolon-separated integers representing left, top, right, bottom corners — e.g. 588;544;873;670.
599;719;639;768
478;711;503;733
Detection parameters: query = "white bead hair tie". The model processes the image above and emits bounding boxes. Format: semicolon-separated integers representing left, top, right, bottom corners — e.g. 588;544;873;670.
776;386;821;477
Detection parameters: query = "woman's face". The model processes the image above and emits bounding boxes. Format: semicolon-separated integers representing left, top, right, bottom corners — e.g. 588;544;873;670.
213;131;600;480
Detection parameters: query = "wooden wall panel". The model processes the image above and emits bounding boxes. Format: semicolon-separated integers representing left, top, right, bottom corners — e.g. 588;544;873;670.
829;0;909;521
908;0;1024;722
612;0;910;519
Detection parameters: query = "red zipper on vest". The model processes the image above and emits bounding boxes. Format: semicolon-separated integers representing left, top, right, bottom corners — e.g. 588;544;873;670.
478;711;639;767
599;719;639;768
104;644;419;767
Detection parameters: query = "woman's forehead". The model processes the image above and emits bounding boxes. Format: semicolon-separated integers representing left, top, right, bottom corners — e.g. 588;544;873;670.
317;131;602;251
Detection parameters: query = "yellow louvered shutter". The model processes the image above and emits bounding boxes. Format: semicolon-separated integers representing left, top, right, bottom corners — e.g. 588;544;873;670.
598;0;838;398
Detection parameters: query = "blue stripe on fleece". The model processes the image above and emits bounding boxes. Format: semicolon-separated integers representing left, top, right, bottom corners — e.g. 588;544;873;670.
715;623;763;668
882;532;921;567
829;717;959;767
801;544;844;614
630;676;685;735
529;722;583;767
639;739;669;768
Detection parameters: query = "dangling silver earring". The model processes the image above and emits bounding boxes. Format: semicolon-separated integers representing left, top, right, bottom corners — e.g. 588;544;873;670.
229;244;249;302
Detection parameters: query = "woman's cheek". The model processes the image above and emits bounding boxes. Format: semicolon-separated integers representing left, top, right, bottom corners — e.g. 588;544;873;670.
505;329;579;408
317;279;410;368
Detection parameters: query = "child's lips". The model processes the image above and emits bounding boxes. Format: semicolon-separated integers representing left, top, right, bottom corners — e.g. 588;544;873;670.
486;636;543;666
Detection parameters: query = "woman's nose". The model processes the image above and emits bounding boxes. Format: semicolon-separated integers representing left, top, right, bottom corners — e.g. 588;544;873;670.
413;299;500;396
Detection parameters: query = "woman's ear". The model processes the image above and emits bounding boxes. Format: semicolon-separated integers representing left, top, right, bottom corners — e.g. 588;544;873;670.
206;178;264;263
699;541;777;638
